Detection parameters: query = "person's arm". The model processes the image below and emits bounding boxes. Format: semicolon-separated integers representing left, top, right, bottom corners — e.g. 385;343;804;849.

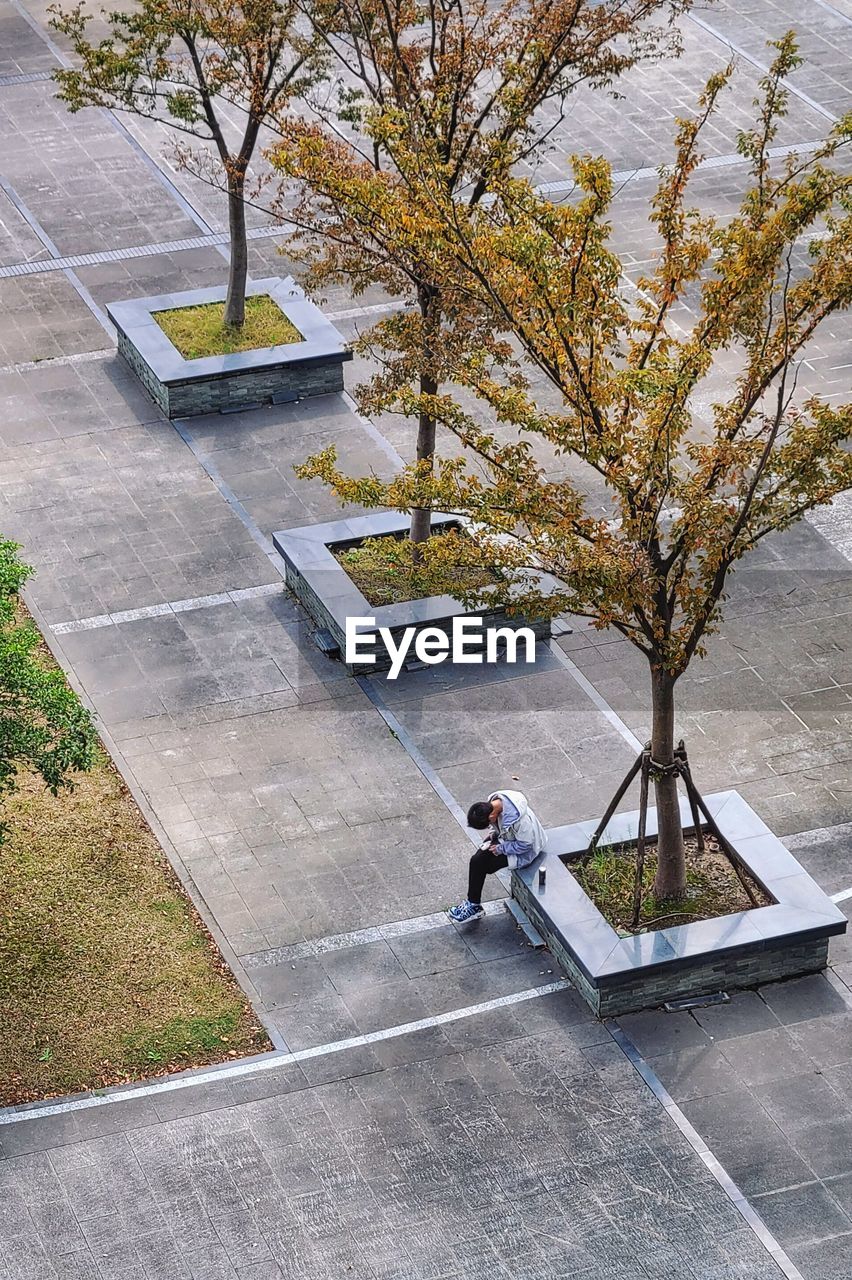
493;794;525;857
494;834;535;860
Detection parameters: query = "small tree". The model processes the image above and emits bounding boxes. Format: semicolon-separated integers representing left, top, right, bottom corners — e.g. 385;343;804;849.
269;0;686;552
50;0;325;328
299;39;852;900
0;541;98;843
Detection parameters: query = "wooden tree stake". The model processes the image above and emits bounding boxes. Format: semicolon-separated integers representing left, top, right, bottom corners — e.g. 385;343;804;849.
631;749;651;931
582;747;646;863
676;741;704;852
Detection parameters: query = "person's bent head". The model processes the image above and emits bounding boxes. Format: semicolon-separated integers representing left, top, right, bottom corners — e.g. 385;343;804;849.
467;800;494;832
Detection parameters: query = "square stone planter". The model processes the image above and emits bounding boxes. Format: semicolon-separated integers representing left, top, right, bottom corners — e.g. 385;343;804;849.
106;277;352;418
512;790;846;1017
272;511;552;675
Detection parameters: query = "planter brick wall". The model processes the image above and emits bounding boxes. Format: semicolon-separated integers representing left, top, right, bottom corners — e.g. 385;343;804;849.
107;277;351;419
272;511;552;675
512;791;845;1017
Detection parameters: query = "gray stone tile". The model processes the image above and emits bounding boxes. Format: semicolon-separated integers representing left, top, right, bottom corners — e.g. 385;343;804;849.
718;1027;816;1085
442;1006;530;1052
0;1110;84;1158
710;1130;817;1198
753;1181;852;1249
822;1171;852;1217
692;991;782;1041
236;1263;284;1280
760;974;851;1025
51;1250;106;1280
511;988;609;1044
640;1246;698;1279
151;1078;241;1123
319;940;409;994
683;1088;789;1149
703;1230;785;1280
297;1044;384;1086
752;1072;852;1136
372;1025;457;1069
267;991;361;1052
338;973;433;1034
0;1235;61;1280
790;1232;852;1280
251;958;336;1011
387;925;479;978
27;1194;87;1250
616;1010;712;1058
645;1045;743;1102
791;1114;852;1179
184;1243;239;1279
459;912;534;964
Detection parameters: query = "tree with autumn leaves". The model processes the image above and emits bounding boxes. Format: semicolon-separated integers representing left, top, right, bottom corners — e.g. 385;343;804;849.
50;0;326;328
269;0;686;553
0;540;98;845
298;38;852;900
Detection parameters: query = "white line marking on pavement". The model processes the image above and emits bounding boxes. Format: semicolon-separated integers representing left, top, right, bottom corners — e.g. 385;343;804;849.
2;141;827;282
687;13;838;124
342;391;406;469
610;1023;808;1280
831;887;852;903
536;140;824;198
0;349;115;377
326;300;407;322
784;820;852;852
50;583;282;634
548;640;644;752
807;0;852;26
242;902;504;968
0;981;570;1125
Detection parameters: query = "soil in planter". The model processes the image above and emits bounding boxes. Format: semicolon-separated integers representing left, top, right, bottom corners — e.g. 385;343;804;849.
335;533;499;607
154;295;302;359
573;833;772;934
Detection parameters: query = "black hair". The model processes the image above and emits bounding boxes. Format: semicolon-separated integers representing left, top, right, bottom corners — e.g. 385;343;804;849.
467;800;493;831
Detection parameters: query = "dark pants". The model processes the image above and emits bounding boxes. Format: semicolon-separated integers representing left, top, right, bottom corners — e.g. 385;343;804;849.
468;846;509;904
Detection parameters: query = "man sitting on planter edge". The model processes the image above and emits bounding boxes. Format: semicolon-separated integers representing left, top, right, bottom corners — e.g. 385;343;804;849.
449;789;547;923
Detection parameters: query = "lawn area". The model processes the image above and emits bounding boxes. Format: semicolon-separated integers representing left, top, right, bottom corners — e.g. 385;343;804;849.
154;294;302;359
0;752;270;1106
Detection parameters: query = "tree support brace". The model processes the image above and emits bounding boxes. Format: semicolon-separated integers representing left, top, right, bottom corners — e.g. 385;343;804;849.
582;738;761;924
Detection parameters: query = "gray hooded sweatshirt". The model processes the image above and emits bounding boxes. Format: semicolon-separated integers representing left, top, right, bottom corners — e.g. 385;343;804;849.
489;789;547;870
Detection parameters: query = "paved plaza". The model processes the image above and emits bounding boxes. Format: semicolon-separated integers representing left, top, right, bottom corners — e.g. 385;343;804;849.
1;0;852;1276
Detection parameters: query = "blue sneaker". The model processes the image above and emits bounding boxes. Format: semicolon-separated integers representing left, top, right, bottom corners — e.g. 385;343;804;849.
448;899;485;923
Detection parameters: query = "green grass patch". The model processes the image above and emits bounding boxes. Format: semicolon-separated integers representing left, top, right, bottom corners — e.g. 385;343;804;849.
155;295;302;360
0;626;271;1105
336;533;498;607
574;834;770;934
122;1011;244;1068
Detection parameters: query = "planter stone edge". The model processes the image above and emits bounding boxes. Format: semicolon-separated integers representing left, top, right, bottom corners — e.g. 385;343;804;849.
106;276;352;418
512;789;846;1017
272;510;553;674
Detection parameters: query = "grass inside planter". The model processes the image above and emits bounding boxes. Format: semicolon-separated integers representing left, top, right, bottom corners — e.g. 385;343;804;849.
155;295;302;359
335;533;499;607
573;833;771;935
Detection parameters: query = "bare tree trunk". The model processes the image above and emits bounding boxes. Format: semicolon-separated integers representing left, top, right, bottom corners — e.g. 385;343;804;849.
411;371;437;559
651;665;687;900
411;284;439;561
224;180;248;330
